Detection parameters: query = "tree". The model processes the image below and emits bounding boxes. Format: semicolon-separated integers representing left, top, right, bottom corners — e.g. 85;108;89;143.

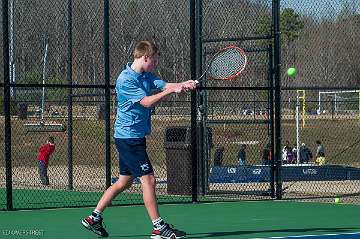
281;8;304;44
256;8;304;89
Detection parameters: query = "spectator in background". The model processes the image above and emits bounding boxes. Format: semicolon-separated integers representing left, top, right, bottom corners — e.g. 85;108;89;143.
213;146;225;166
237;144;246;166
299;143;312;163
292;143;298;163
262;143;272;166
282;141;294;164
315;140;325;157
315;140;326;165
37;136;55;186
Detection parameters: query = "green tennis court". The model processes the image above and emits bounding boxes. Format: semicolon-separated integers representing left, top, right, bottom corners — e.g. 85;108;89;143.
0;188;192;209
1;201;360;239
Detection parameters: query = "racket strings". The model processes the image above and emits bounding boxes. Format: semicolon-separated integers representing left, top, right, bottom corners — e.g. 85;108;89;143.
209;48;246;79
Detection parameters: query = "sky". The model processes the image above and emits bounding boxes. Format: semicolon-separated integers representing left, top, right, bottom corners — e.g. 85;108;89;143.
281;0;360;18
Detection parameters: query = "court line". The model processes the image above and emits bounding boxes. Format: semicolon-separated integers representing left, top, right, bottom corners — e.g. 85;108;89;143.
251;231;360;239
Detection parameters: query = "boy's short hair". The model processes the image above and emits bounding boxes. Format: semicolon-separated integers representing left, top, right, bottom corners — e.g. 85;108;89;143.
133;40;158;59
48;136;55;144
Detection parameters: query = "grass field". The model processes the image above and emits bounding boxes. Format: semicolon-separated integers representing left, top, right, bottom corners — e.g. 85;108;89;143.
1;115;359;168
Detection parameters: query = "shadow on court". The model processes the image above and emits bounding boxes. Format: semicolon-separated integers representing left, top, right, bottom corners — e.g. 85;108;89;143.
186;227;359;238
102;235;149;238
83;227;360;238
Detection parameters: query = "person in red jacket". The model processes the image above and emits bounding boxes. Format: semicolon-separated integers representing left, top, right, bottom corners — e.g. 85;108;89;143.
37;136;55;185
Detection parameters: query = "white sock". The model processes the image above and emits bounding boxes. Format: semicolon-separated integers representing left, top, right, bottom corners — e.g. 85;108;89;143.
91;209;103;220
152;217;165;230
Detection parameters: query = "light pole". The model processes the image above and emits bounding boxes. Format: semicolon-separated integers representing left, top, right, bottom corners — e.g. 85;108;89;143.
9;0;16;98
41;39;48;123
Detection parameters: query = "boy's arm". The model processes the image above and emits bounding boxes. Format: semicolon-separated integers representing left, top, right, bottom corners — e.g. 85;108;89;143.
139;86;180;108
50;146;55;155
166;80;197;91
39;144;47;153
140;80;197;108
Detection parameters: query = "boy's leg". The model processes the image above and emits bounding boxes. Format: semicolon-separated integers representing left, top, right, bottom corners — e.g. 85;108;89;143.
82;138;135;238
113;138;186;238
37;161;43;184
96;175;133;211
38;161;48;185
140;174;160;220
140;174;186;239
81;175;133;238
44;166;49;185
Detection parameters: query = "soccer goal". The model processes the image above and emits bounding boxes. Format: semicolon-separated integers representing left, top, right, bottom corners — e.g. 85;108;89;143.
318;90;360;116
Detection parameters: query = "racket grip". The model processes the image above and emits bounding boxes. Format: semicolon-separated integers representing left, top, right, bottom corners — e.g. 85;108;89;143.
194;80;200;84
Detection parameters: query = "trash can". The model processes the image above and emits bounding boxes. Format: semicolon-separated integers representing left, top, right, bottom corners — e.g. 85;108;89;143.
18;103;28;120
164;126;192;195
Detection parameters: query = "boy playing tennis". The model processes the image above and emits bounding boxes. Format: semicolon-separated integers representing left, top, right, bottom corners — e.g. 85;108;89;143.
81;40;196;238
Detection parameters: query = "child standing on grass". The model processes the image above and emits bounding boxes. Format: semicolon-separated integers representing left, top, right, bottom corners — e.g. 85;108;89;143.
37;136;55;186
81;40;196;238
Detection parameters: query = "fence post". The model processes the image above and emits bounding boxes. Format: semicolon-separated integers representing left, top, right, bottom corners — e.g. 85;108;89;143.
273;0;282;199
190;0;199;203
104;0;111;189
268;45;275;198
3;0;13;210
67;0;73;190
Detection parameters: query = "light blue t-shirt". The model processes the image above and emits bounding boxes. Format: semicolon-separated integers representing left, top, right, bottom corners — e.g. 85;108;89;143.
114;63;166;138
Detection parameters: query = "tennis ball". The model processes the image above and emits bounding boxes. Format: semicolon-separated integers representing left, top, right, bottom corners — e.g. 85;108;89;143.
287;67;297;77
334;197;341;203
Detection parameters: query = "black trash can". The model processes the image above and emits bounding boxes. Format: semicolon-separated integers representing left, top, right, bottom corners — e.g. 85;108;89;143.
164;127;192;195
18;103;28;120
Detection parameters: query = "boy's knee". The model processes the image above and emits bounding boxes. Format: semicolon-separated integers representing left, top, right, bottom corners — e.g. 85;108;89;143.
140;174;156;186
112;176;133;190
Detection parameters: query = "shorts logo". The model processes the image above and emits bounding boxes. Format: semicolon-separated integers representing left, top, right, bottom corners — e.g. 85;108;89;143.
140;163;150;172
228;168;237;174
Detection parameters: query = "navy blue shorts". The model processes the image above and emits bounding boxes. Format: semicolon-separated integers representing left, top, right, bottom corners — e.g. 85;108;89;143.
114;138;154;177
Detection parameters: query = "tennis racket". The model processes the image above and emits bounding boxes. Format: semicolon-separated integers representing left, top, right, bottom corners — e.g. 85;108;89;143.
195;45;247;84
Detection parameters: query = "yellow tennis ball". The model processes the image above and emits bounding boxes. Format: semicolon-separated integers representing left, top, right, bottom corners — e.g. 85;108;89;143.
334;197;341;203
287;67;297;77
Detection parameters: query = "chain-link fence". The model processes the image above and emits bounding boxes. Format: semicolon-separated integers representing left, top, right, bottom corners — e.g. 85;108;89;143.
1;0;360;210
277;0;360;203
1;0;194;210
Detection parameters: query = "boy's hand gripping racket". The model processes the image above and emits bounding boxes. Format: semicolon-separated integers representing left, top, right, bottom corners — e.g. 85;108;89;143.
195;45;247;84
